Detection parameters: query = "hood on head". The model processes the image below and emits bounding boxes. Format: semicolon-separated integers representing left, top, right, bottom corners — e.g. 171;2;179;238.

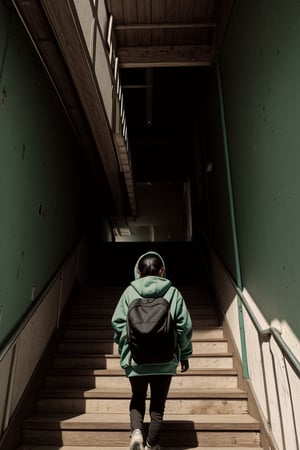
134;251;166;280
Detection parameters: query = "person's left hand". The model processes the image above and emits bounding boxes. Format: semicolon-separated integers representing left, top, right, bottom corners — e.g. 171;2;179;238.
180;360;189;372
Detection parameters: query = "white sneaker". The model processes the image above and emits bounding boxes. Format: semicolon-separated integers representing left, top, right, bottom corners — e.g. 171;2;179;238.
145;442;161;450
130;429;144;450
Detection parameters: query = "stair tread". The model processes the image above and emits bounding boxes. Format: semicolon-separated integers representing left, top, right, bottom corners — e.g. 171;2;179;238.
38;387;247;398
72;305;217;310
16;447;263;450
59;337;228;343
54;352;233;358
23;413;260;429
46;368;238;376
70;312;218;317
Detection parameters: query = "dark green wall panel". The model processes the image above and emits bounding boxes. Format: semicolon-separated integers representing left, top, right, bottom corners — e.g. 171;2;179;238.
203;68;237;282
220;0;300;337
0;4;83;345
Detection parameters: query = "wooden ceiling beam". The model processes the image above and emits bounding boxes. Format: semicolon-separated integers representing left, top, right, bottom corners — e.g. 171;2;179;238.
118;45;212;68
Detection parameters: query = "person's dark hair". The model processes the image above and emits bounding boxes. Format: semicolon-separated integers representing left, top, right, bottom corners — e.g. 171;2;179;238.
138;253;164;277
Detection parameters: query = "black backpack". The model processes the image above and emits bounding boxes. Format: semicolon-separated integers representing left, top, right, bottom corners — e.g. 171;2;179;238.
127;296;175;364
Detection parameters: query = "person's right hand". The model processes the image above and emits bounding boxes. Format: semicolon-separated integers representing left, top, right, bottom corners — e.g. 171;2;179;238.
180;360;189;372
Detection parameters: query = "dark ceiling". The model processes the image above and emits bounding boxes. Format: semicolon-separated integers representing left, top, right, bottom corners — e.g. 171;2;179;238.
121;66;209;183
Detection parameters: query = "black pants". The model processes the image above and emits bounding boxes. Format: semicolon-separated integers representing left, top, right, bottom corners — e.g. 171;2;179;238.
129;375;172;447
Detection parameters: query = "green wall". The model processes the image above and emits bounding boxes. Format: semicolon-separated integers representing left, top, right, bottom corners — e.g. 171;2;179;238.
203;70;237;282
0;4;84;345
218;0;300;338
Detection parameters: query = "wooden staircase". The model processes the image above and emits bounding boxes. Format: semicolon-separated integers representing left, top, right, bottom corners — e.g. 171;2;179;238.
16;285;263;450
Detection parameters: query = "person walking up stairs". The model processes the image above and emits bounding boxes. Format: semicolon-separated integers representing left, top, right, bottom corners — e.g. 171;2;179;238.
111;251;193;450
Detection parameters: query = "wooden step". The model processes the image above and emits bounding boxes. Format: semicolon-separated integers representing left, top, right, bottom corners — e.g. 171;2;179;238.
52;352;233;370
71;306;119;315
75;286;215;304
75;298;217;308
58;338;228;355
36;387;249;414
45;368;239;389
191;339;228;353
23;412;261;429
66;316;221;327
63;326;224;340
16;446;263;450
21;413;261;446
35;397;249;415
58;339;118;354
70;305;219;316
77;286;125;296
21;430;261;448
63;327;115;340
67;317;114;327
38;387;247;399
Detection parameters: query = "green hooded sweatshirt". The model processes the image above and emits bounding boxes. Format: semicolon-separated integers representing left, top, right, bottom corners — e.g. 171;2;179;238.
111;251;193;377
